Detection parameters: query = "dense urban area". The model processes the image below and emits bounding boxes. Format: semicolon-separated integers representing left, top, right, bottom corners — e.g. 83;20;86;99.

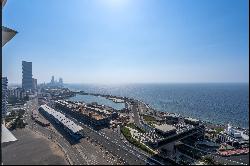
2;75;249;165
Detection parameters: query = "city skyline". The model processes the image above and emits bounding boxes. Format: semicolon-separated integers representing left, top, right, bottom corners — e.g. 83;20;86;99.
2;1;248;165
2;0;249;84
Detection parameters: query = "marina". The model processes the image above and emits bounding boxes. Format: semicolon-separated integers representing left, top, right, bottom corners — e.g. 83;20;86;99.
68;94;126;111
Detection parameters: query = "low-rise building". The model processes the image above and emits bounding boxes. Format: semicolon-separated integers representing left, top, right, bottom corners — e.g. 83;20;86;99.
39;104;83;140
217;124;249;146
54;100;114;129
32;78;37;90
154;124;177;137
8;87;26;99
164;113;180;124
184;117;200;126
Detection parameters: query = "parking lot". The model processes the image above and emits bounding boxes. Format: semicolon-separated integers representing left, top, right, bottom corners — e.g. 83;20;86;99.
2;128;68;165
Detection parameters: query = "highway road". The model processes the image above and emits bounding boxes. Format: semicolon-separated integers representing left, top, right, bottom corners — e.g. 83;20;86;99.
75;138;123;165
99;128;172;165
100;128;151;157
62;109;166;165
131;102;144;130
74;121;146;165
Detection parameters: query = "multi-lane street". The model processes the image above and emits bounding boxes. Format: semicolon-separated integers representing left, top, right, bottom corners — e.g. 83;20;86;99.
131;102;144;130
70;119;147;165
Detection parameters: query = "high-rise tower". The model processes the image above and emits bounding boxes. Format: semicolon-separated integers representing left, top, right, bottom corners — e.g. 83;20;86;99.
59;77;63;85
32;78;37;90
22;61;33;90
2;77;8;122
51;76;55;84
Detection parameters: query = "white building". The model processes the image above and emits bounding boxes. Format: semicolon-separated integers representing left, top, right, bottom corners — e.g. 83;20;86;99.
226;124;249;140
217;124;249;143
14;88;26;99
227;124;242;138
8;87;26;99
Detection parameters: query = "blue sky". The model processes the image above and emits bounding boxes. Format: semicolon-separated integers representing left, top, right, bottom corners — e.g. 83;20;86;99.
2;0;249;84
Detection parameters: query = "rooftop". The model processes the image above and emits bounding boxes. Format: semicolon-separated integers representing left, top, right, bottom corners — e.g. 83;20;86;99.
165;113;180;118
56;100;109;120
2;26;18;47
40;105;82;133
1;124;17;147
154;124;176;133
184;117;200;122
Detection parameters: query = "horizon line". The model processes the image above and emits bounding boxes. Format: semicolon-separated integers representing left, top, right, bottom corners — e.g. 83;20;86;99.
8;82;249;86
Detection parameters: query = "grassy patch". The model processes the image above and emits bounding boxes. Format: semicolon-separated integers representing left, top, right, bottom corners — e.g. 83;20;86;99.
9;117;27;130
214;127;224;134
5;116;16;123
201;156;222;165
148;121;156;127
127;123;146;133
7;109;27;130
143;115;156;122
121;126;154;155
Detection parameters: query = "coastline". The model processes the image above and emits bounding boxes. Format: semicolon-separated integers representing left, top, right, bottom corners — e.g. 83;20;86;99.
64;83;249;129
69;90;247;131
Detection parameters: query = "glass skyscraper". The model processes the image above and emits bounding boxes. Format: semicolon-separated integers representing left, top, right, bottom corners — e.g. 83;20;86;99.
22;61;33;90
